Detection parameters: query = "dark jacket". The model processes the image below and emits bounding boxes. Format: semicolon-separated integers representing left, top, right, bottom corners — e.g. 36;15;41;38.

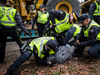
0;5;28;33
89;1;100;20
65;27;76;42
33;45;53;65
78;20;100;46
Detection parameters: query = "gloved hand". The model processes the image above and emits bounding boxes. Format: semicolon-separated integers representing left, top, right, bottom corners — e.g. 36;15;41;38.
73;42;80;48
72;42;78;48
26;31;32;36
57;34;62;38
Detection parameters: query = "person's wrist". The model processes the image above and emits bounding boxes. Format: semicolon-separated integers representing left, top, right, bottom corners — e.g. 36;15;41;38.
47;62;51;65
78;43;81;46
52;24;56;25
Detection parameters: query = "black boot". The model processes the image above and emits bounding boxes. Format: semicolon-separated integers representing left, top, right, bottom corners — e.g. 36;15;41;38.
72;53;83;57
95;55;100;60
5;67;13;75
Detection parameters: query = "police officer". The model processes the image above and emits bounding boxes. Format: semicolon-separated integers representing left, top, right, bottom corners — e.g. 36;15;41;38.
65;24;81;45
5;37;59;75
73;13;100;60
32;4;49;37
89;0;100;25
49;10;79;46
0;0;31;65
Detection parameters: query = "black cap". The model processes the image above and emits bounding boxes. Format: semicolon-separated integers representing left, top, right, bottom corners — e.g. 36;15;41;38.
72;11;79;23
78;13;90;23
46;40;59;52
40;4;45;8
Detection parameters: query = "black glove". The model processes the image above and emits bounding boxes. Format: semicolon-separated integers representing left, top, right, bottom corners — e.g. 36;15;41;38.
57;34;63;38
26;31;32;36
73;42;78;47
73;42;80;48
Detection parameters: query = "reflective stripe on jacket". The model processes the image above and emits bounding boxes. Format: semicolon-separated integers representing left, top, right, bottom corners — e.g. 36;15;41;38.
0;6;16;26
37;11;49;24
83;20;100;41
29;37;55;58
50;12;73;33
93;1;100;16
73;24;81;38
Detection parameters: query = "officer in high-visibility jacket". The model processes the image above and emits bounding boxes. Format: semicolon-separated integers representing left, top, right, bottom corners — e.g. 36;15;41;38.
32;4;49;37
89;0;100;24
5;37;59;75
73;14;100;60
65;24;81;45
49;10;79;46
0;0;31;65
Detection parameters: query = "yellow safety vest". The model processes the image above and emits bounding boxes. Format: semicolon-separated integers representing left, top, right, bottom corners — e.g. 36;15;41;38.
50;12;73;33
37;11;49;24
0;6;16;26
72;24;81;38
93;1;100;16
29;37;55;59
83;20;100;41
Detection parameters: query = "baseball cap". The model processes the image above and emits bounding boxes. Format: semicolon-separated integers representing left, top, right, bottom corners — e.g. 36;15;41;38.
72;11;79;23
78;13;90;23
6;0;15;4
46;39;59;52
40;4;45;8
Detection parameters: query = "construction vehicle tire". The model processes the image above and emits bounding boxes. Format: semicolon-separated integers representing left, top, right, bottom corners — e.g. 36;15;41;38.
46;0;81;15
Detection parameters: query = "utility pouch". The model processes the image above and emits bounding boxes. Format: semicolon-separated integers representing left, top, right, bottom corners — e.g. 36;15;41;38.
20;39;32;53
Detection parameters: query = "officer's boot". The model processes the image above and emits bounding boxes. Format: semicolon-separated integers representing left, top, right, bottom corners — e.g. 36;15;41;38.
95;55;100;60
5;67;13;75
72;49;83;57
72;52;83;57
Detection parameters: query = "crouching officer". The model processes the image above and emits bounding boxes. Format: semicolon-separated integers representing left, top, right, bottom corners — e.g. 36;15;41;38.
49;10;79;46
65;24;81;45
0;0;31;65
73;14;100;60
5;37;59;75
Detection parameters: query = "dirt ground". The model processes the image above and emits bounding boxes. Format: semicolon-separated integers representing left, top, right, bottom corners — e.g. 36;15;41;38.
0;42;100;75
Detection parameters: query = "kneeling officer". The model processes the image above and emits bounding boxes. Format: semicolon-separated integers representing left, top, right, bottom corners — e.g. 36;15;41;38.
5;36;59;75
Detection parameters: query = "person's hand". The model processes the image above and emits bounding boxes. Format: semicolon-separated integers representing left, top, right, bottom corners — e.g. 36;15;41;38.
50;24;56;29
76;40;79;43
73;42;78;48
26;31;32;36
47;62;51;65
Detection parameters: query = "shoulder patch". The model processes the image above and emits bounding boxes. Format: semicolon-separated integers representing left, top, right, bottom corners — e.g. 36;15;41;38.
60;11;63;14
90;29;94;33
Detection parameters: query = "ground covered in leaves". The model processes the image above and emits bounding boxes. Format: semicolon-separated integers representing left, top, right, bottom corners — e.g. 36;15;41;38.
0;42;100;75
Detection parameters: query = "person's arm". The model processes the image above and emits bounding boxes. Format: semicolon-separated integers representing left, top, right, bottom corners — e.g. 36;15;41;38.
89;3;96;20
32;12;38;29
77;27;84;40
80;26;99;46
14;11;27;33
65;27;76;42
49;10;57;24
33;45;49;65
